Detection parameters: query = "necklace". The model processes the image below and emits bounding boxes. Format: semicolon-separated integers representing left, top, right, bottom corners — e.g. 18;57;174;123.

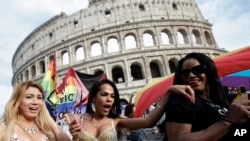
16;120;39;134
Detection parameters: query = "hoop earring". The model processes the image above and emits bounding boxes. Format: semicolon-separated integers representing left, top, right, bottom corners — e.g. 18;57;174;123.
91;103;96;112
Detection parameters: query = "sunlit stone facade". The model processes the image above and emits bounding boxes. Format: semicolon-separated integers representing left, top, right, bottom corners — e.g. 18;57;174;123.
12;0;227;102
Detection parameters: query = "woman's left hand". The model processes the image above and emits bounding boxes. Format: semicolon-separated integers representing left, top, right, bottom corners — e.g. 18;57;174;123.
168;85;195;103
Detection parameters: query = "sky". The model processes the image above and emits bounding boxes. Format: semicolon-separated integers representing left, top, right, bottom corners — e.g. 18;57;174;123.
0;0;250;115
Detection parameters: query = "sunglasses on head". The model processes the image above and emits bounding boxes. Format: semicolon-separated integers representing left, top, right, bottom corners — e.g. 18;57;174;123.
181;65;206;77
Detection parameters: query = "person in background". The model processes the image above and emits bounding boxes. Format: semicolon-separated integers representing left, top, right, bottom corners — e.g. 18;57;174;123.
165;52;250;141
0;80;71;141
124;103;141;141
68;79;195;141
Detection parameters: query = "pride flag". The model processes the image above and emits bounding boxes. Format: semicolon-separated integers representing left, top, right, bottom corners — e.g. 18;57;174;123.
49;67;89;120
45;67;106;120
41;56;56;100
134;45;250;117
41;55;60;119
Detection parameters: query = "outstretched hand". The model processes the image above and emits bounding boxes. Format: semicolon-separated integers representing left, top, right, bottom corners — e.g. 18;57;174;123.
225;94;250;125
168;85;195;103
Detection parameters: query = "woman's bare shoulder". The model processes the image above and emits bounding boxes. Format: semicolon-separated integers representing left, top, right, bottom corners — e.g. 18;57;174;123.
0;122;6;139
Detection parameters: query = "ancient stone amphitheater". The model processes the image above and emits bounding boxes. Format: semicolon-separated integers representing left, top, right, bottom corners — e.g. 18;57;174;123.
12;0;227;102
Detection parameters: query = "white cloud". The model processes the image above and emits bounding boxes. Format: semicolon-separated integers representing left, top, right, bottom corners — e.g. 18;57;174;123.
197;0;250;51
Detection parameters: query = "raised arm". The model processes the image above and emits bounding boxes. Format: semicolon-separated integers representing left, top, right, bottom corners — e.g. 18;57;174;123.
167;94;250;141
118;85;195;129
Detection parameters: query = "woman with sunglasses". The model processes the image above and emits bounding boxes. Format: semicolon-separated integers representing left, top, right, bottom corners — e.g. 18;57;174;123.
164;52;250;141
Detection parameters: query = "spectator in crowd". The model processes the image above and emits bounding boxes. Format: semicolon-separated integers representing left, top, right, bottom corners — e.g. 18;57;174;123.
124;103;141;141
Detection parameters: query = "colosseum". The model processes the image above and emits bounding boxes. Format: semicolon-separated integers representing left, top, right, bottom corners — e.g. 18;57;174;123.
12;0;227;103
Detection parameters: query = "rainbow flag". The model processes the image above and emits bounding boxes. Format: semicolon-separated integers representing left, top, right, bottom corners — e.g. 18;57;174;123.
47;67;89;120
134;45;250;117
46;67;106;120
41;55;61;119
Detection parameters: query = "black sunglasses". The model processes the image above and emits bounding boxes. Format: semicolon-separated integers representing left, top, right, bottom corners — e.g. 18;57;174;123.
181;65;206;77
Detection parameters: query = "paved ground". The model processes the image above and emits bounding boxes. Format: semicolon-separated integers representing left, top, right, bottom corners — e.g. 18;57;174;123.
121;127;164;141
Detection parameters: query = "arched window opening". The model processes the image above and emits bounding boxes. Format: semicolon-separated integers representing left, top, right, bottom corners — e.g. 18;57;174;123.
91;42;102;56
131;64;143;80
112;67;125;83
205;31;213;45
161;30;174;45
125;34;137;49
40;61;45;73
168;58;178;73
108;38;119;53
143;33;154;47
94;70;104;75
25;70;29;81
31;65;36;78
150;62;161;78
62;51;69;65
172;3;178;10
20;74;23;82
76;46;85;61
192;30;202;44
177;29;189;44
139;4;145;11
49;55;55;62
177;32;185;44
105;10;111;17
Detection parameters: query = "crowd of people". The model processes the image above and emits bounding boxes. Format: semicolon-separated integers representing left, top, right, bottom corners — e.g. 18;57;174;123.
1;52;250;141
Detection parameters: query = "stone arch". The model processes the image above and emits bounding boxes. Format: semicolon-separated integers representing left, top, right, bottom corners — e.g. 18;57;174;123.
161;29;173;45
168;58;178;73
75;45;85;61
130;62;144;80
177;28;189;44
192;29;202;45
61;50;69;65
111;66;125;83
94;69;104;75
91;41;102;56
25;70;29;81
39;60;45;73
204;31;213;45
107;36;120;53
125;33;137;49
142;30;155;47
150;60;162;78
31;65;36;78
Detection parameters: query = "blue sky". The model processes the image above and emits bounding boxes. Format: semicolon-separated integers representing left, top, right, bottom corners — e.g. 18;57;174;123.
0;0;250;115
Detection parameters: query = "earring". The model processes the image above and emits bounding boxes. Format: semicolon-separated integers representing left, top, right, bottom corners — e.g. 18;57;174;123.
112;106;116;113
91;103;96;112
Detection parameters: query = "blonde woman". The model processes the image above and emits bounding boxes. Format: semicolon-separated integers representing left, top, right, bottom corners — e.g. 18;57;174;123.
0;80;71;141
